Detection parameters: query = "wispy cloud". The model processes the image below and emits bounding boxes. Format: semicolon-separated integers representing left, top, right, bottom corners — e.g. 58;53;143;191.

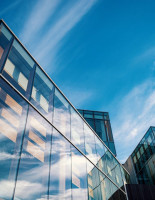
33;0;97;60
61;85;94;108
20;0;97;73
0;0;21;16
132;46;155;70
20;0;60;44
111;79;155;162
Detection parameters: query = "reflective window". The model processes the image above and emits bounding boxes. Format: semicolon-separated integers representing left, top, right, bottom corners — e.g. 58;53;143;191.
87;161;102;200
2;39;35;96
105;120;113;141
95;135;105;163
95;119;107;141
109;142;116;155
94;112;103;119
0;78;28;199
133;156;137;163
31;66;54;119
14;107;52;200
86;118;95;130
84;124;97;164
0;24;12;69
84;111;93;118
104;149;125;189
140;146;144;155
49;129;72;199
71;108;85;154
53;88;71;139
71;146;88;200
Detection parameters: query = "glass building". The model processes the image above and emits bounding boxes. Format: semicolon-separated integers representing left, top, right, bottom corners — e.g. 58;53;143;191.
0;20;129;200
124;126;155;185
77;109;116;156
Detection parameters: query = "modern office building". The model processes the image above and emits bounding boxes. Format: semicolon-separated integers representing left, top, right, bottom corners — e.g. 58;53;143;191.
78;109;116;156
124;126;155;185
0;20;129;199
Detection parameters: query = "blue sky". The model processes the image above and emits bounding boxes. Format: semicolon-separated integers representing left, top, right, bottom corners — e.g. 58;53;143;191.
1;0;155;162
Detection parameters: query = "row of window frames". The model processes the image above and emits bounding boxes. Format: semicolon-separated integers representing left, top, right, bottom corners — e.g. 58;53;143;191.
134;148;152;172
0;25;60;114
132;138;155;163
134;130;155;153
78;111;109;120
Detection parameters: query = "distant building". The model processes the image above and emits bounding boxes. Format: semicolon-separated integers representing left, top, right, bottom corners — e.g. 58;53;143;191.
124;126;155;185
78;109;116;156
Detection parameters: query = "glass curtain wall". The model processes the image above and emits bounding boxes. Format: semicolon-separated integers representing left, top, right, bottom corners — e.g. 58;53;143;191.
0;20;129;200
131;127;155;185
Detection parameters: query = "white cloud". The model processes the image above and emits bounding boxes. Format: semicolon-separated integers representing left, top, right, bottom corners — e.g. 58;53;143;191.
19;0;97;72
111;79;155;162
33;0;97;60
61;86;94;108
0;0;21;16
20;0;60;44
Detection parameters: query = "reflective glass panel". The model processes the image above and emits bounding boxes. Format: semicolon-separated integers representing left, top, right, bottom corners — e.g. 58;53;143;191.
2;39;35;96
87;161;102;200
95;119;107;141
94;135;105;163
53;88;71;139
14;106;52;200
0;24;12;69
86;118;95;130
84;124;97;164
99;171;127;200
49;128;71;200
94;112;103;119
31;66;54;120
0;78;28;199
71;108;85;154
109;142;116;156
71;146;88;200
103;149;125;189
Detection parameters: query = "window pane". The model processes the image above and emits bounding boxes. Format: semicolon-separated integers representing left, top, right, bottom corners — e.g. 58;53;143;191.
0;24;12;66
31;66;54;119
84;124;97;164
109;142;116;155
105;120;113;141
49;129;71;199
14;107;52;200
71;146;88;200
71;108;85;154
95;136;106;163
2;39;35;96
84;111;93;118
94;112;103;119
53;88;70;139
86;118;95;130
87;161;102;200
104;149;124;189
0;78;28;199
95;119;107;142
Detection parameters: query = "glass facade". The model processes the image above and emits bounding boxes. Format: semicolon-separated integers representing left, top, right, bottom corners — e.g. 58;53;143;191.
0;20;129;199
131;127;155;185
78;109;116;156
